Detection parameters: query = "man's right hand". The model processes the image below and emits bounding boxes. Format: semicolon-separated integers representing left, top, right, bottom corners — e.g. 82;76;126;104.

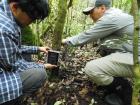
61;39;67;45
62;38;72;46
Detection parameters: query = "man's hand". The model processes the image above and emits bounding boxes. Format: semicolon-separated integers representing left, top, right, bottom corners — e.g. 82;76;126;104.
38;47;51;53
62;38;72;46
44;63;57;70
61;39;67;45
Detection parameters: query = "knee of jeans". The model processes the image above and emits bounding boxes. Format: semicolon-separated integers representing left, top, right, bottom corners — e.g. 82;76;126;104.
21;68;48;94
29;68;48;85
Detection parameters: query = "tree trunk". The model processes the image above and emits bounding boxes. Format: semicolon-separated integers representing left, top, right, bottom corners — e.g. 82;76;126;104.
52;0;67;50
132;0;140;105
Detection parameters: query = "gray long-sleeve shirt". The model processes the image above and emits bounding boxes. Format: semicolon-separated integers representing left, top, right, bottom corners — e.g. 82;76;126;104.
66;8;140;54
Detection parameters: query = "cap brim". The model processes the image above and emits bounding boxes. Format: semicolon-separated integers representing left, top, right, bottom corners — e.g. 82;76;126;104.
82;7;94;15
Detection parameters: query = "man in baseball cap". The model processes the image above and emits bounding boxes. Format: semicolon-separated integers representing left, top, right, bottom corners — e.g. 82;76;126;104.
83;0;111;15
62;0;133;105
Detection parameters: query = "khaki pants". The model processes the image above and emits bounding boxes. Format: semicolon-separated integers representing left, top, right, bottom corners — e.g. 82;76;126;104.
83;52;134;86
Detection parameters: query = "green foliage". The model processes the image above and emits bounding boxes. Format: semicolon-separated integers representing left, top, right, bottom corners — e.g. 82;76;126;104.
63;0;91;38
21;26;36;45
112;0;131;12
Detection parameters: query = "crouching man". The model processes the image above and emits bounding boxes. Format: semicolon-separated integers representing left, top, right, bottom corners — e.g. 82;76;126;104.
62;0;136;104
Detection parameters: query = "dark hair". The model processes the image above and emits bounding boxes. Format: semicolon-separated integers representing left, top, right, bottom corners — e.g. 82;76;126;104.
8;0;50;20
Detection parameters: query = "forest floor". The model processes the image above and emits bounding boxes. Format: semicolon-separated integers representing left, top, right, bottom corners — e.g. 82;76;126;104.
23;45;109;105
